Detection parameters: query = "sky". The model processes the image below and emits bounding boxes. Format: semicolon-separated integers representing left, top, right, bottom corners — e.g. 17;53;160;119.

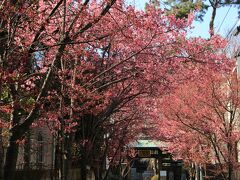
127;0;240;39
191;6;239;38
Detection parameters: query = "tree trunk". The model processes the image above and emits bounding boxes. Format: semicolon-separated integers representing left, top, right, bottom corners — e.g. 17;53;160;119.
60;126;66;180
3;90;22;180
54;130;69;180
228;164;233;180
81;155;87;180
209;0;218;37
0;128;4;180
55;133;62;180
3;134;19;180
65;134;74;180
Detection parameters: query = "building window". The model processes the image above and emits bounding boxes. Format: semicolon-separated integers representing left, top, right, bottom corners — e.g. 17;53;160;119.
36;133;44;168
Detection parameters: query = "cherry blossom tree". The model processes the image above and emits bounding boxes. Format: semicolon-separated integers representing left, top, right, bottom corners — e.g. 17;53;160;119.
156;69;240;180
0;0;234;179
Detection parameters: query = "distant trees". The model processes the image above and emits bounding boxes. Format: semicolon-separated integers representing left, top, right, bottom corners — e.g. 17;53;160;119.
157;69;240;180
165;0;240;36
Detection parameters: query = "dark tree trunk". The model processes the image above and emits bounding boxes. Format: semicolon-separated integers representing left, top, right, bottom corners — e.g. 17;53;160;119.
55;134;62;180
93;168;99;180
209;0;218;37
65;134;74;180
81;156;87;180
60;129;66;180
0;128;4;180
228;164;233;180
3;85;22;180
3;134;19;180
